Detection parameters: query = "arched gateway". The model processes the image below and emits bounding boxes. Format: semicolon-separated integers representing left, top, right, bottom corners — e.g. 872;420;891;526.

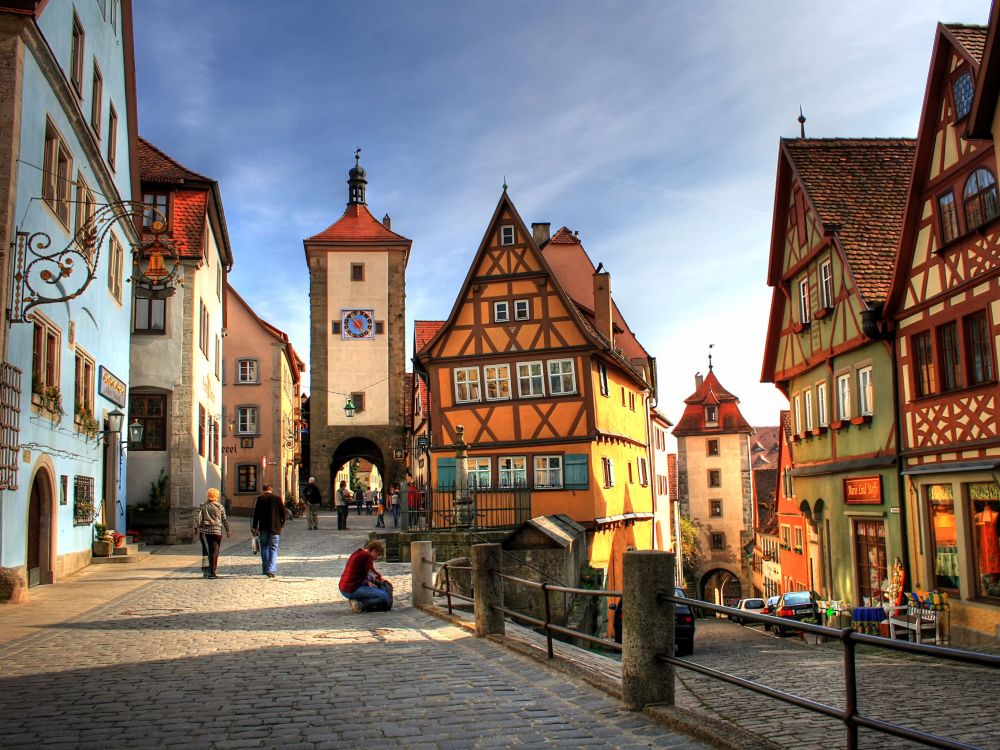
304;154;410;501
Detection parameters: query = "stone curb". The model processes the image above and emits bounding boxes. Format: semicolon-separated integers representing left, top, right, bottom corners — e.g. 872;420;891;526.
416;603;780;750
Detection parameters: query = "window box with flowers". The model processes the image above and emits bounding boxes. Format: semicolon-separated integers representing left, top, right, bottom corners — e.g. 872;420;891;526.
32;379;64;419
793;545;803;554
75;404;100;438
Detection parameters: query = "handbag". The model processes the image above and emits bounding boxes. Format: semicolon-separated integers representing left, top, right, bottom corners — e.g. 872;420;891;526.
251;536;259;554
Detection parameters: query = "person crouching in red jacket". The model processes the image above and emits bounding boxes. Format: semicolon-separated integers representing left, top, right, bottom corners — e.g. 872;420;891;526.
339;540;390;612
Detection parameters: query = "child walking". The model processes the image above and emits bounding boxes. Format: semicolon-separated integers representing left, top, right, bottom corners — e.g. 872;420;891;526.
375;496;386;527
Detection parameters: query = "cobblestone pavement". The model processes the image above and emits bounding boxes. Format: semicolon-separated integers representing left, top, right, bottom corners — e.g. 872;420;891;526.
674;617;1000;749
0;513;711;750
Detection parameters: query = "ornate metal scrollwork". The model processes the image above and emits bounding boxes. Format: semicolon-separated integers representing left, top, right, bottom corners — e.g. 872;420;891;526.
11;201;181;321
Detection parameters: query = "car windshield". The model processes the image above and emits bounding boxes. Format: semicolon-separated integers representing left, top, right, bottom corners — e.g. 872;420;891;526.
783;592;813;605
674;587;687;598
744;599;765;608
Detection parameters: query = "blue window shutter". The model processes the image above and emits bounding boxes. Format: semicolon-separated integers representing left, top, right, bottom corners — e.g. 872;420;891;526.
436;457;456;489
564;454;588;490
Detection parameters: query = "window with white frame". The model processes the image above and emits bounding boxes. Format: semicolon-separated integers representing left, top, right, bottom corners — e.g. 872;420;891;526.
548;359;576;395
514;299;530;321
598;362;609;396
793;394;802;434
238;359;258;384
484;364;511;401
858;366;874;416
454;367;481;403
466;457;491;489
820;260;834;309
817;382;828;427
705;405;718;425
500;225;515;245
602;457;615;487
517;361;545;398
534;455;562;488
237;406;258;435
493;301;509;323
498;456;527;487
837;373;851;420
804;389;814;431
799;277;811;324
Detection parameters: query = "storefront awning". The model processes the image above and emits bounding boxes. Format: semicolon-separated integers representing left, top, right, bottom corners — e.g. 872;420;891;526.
901;460;1000;476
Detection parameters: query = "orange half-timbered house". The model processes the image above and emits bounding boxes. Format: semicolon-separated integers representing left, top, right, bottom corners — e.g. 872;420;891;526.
416;192;657;592
762;138;915;605
886;21;1000;645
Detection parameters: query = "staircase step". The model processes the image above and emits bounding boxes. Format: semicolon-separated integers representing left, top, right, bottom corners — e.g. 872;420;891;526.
91;551;150;564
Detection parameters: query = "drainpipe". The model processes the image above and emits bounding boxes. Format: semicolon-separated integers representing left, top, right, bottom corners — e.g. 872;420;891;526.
879;310;912;586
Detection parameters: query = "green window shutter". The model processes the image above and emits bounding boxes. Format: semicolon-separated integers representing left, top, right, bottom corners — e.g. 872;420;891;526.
436;457;456;489
564;454;588;490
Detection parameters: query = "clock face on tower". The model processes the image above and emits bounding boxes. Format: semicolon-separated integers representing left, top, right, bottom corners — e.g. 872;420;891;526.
342;309;375;339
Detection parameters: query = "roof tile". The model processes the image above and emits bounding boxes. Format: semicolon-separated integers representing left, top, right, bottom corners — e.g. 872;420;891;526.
946;24;988;63
306;203;410;243
138;137;211;184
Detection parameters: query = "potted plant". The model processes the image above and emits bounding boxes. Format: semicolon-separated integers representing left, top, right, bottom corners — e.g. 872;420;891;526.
92;524;112;557
41;385;63;417
75;404;100;438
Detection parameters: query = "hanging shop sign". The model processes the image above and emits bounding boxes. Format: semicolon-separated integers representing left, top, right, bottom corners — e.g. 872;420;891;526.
98;366;127;407
844;475;882;504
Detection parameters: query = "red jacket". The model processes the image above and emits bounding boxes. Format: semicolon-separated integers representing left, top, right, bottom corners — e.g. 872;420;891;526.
339;548;382;593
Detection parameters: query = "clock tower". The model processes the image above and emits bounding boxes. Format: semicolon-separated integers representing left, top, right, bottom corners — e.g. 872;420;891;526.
304;153;411;498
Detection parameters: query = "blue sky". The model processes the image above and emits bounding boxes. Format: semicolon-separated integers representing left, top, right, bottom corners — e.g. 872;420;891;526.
133;0;987;428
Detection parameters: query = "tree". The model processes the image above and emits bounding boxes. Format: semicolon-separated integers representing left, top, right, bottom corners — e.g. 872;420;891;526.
679;515;703;583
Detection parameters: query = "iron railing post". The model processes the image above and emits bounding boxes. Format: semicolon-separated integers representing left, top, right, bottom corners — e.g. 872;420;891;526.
444;564;453;615
842;628;859;750
542;582;554;658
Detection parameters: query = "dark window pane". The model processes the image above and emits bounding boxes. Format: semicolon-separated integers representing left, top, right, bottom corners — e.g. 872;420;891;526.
938;192;959;243
953;72;974;120
938;322;962;391
965;311;994;385
913;332;936;396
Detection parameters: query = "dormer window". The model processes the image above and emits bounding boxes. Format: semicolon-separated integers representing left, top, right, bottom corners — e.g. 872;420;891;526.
705;405;718;426
143;192;168;230
500;225;515;246
963;168;999;229
953;71;974;120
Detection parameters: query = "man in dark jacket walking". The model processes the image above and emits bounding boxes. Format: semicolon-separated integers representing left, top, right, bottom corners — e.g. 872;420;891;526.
303;477;322;530
252;484;286;577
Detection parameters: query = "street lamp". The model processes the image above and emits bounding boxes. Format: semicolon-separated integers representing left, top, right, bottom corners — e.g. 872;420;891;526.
97;407;125;445
344;397;356;418
127;418;144;447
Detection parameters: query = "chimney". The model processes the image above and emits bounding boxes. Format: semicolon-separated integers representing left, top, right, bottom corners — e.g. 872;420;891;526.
531;222;550;245
695;372;704;389
382;214;391;229
593;267;613;344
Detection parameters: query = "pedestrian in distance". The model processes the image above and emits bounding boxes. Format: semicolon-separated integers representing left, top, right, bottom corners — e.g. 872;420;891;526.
304;476;322;530
364;488;373;515
339;539;392;612
194;487;230;578
354;487;364;516
390;484;400;528
335;480;352;530
251;483;286;578
375;495;386;528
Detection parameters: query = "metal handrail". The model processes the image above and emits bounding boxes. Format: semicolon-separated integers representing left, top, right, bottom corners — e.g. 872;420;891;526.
656;594;998;750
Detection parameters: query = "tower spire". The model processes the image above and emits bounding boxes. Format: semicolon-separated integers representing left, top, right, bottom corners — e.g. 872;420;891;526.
347;148;367;205
708;343;714;372
798;106;807;139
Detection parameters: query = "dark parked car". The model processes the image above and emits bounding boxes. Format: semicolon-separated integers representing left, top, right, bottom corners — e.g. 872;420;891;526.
772;590;820;636
609;587;695;656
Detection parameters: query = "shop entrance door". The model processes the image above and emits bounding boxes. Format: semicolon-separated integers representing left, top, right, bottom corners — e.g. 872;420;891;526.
26;473;53;587
853;519;887;604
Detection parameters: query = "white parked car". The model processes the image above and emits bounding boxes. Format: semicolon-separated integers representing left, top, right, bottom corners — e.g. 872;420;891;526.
732;597;767;625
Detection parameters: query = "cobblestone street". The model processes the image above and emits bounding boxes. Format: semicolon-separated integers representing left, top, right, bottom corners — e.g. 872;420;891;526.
0;513;710;750
674;617;1000;749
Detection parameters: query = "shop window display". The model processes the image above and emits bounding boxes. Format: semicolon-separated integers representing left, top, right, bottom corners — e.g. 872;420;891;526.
927;484;959;590
969;482;1000;599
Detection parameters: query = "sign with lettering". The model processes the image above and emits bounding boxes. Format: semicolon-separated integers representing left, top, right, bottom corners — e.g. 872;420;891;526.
844;475;882;504
98;366;127;407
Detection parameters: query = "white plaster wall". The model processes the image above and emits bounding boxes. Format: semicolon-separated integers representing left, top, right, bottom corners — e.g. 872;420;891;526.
326;252;388;426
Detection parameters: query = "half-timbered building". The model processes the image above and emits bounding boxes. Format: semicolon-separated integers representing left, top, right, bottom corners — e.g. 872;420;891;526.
761;137;915;604
408;320;444;488
886;21;1000;645
416;192;657;592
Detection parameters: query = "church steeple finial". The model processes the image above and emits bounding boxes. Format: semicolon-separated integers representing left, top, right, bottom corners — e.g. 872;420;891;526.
348;148;367;205
708;343;715;372
798;106;807;139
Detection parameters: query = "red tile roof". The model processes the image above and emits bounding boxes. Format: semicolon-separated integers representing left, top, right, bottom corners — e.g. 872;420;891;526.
166;189;208;260
780;410;793;462
138;137;211;184
541;226;649;363
945;24;988;63
782;138;915;303
306;203;410;244
673;370;753;436
414;320;446;354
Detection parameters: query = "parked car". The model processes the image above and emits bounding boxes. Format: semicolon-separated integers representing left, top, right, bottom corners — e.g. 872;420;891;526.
771;590;820;636
609;586;696;656
761;595;782;632
731;597;766;625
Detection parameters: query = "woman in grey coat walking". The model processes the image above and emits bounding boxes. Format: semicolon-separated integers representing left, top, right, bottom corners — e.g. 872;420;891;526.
195;488;230;578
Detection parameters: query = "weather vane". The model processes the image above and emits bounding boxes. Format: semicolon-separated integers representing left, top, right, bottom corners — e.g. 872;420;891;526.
708;343;714;372
355;147;362;164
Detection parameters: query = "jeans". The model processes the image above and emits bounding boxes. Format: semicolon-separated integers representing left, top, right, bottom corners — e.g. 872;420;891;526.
391;505;399;528
375;513;385;528
258;531;280;574
341;584;389;611
336;505;348;530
